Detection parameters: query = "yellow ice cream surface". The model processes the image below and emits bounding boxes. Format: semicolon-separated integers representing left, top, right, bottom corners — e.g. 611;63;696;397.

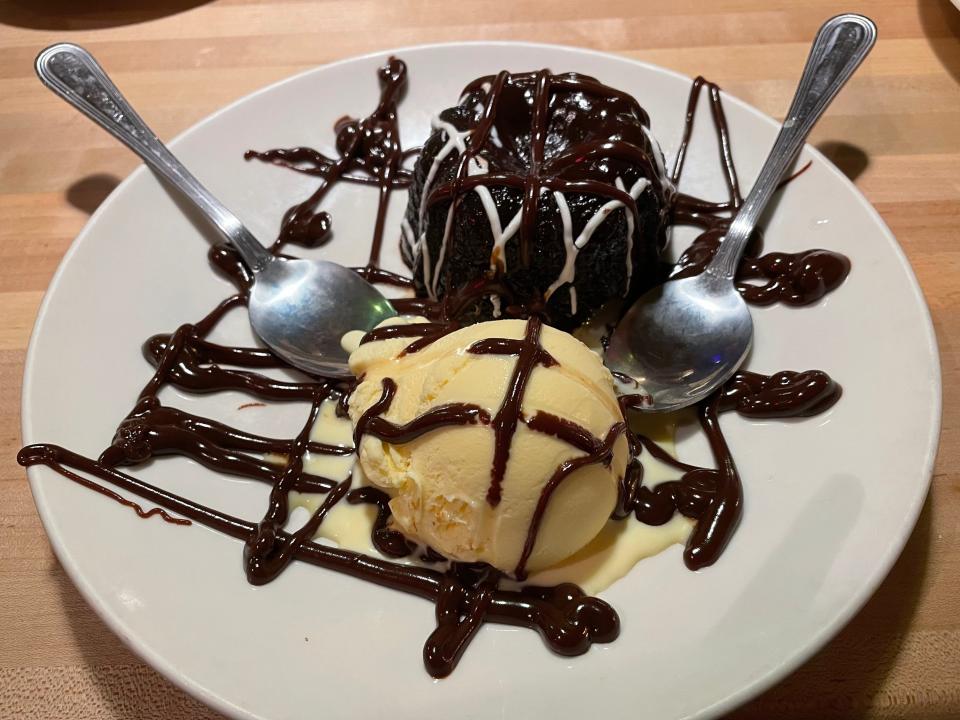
348;318;628;575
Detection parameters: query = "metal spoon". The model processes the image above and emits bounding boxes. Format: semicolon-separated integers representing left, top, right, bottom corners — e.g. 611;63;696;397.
605;14;876;411
35;43;396;378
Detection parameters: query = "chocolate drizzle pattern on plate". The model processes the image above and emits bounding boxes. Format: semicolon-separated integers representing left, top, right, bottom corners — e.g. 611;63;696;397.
670;77;850;307
19;59;847;678
244;56;416;272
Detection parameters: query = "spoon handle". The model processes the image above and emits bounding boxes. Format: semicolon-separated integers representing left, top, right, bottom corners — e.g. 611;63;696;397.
35;43;274;273
706;14;877;281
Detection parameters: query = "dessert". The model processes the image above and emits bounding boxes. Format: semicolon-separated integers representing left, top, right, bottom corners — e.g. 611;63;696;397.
401;70;671;330
348;316;628;576
19;57;848;679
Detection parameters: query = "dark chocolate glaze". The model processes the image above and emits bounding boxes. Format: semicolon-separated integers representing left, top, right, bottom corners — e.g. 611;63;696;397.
335;382;355;419
246;57;412;273
616;368;842;569
358;321;459;355
671;77;742;218
514;421;625;580
352;265;416;289
243;397;341;586
466;315;555;506
20;443;191;526
669;78;849;308
525;410;604;454
142;328;320;401
720;369;842;417
18;63;850;677
353;377;492;448
674;235;852;307
99;396;337;493
347;486;415;558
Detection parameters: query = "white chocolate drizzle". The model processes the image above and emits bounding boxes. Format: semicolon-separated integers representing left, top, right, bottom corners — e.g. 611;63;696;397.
416;118;471;297
545;176;650;304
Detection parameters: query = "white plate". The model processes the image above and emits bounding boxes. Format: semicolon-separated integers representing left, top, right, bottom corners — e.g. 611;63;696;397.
22;43;940;720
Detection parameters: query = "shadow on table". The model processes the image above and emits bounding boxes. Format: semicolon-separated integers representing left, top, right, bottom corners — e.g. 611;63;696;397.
816;141;869;184
725;493;934;720
918;0;960;85
66;174;121;216
51;565;225;718
0;0;211;30
64;173;229;251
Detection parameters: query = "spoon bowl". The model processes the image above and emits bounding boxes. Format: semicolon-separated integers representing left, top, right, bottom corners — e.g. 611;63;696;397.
606;273;753;411
250;258;397;377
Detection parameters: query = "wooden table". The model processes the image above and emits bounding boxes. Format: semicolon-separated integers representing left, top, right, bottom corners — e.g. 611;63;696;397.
1;0;957;717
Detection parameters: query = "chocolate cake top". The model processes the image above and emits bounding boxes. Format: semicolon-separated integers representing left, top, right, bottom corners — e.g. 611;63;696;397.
403;69;672;322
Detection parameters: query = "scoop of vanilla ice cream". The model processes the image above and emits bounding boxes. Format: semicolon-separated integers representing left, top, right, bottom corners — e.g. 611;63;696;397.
348;317;628;576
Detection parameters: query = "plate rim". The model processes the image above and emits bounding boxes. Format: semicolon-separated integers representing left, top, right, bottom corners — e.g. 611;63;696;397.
20;40;942;720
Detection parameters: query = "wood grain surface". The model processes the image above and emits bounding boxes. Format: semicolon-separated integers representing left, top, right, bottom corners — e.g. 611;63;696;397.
1;1;958;718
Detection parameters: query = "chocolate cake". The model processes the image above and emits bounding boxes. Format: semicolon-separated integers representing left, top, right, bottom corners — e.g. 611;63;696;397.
401;70;672;330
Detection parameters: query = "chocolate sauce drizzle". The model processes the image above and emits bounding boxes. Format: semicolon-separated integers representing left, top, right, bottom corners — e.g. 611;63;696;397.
669;77;849;307
514;418;625;579
354;376;492;448
19;60;849;678
673;232;851;306
245;56;414;272
467;316;557;506
17;442;617;679
346;486;416;558
616;369;841;569
358;321;459;355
